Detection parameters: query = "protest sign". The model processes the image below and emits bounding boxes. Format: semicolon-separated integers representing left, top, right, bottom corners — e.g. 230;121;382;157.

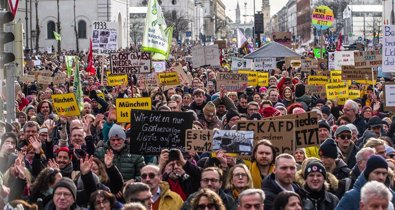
253;58;276;71
214;40;227;49
349;90;361;99
384;83;395;111
52;75;66;85
116;98;151;123
152;61;167;72
328;52;335;70
334;51;355;70
130;110;193;155
191;45;220;68
326;83;348;100
257;72;269;87
285;56;301;69
141;74;159;90
92;21;118;54
157;72;180;85
354;50;382;68
330;70;342;83
312;5;334;30
237;119;295;154
231;57;253;70
238;70;258;86
290;60;301;68
301;58;318;71
272;32;292;48
107;74;128;86
305;85;326;97
212;130;254;156
185;129;214;153
318;59;328;70
170;63;192;85
20;75;35;84
216;72;248;92
52;93;81;116
383;25;395;73
307;76;328;85
110;52;151;74
341;66;377;80
37;75;52;85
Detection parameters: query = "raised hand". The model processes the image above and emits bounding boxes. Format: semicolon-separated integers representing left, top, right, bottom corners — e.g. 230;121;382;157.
28;136;42;154
158;149;169;168
82;115;92;135
80;155;93;175
104;149;114;168
48;158;59;170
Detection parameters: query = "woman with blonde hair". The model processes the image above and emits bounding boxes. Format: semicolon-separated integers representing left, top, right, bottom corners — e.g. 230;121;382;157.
190;188;226;210
224;164;253;200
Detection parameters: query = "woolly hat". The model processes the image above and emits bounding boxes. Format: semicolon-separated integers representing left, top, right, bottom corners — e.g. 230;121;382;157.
53;177;77;200
319;138;338;159
226;109;240;123
304;161;327;179
108;124;126;140
364;155;388;179
292;107;306;114
203;101;216;116
294;84;305;97
318;120;331;132
262;106;281;118
315;98;326;106
321;105;331;116
368;116;384;128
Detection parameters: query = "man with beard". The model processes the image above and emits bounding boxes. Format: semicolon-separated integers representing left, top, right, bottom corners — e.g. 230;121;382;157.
300;161;339;209
335;125;359;169
55;147;74;178
212;88;237;120
198;101;222;130
262;154;301;210
248;140;276;190
140;165;183;210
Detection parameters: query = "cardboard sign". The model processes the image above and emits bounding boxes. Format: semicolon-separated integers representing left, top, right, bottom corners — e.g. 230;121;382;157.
328;52;335;70
185;129;214;153
285;56;301;69
308;76;328;85
305;85;326;97
107;74;128;86
253;58;276;71
157;72;180;85
20;75;35;83
257;72;269;87
341;66;377;80
140;74;159;91
37;75;52;85
330;70;342;83
349;90;361;99
110;52;151;74
52;93;81;116
290;60;301;68
216;72;248;92
326;83;349;100
152;61;167;72
238;70;258;86
384;83;395;111
116;97;152;123
231;57;253;70
354;50;382;68
267;112;320;148
53;75;66;85
214;40;227;49
170;63;192;85
301;58;318;71
191;45;220;68
334;51;355;70
318;59;328;70
383;25;395;73
212;130;254;155
130;110;193;155
237;119;295;154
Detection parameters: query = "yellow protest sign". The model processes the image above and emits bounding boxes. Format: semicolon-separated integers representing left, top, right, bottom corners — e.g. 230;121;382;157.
330;70;342;83
308;76;328;85
157;72;180;85
257;72;269;86
107;74;128;86
52;93;81;116
97;92;105;99
116;97;152;123
326;83;348;100
349;90;361;99
355;80;375;85
238;70;258;86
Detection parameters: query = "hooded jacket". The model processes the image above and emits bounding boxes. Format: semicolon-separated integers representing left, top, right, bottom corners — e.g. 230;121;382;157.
154;181;183;210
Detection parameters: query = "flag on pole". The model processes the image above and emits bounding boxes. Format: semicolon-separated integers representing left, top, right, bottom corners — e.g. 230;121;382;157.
151;26;174;60
336;32;342;51
86;38;96;75
53;31;61;41
142;0;171;56
65;56;74;77
73;58;84;112
237;29;248;49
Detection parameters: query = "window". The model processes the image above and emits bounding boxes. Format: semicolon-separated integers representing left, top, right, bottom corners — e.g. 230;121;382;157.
78;20;87;39
47;21;56;39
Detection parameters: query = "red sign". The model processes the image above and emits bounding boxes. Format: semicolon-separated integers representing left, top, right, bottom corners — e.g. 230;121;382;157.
8;0;19;17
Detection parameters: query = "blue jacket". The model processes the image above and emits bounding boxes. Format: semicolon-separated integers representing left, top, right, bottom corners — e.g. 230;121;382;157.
335;172;395;210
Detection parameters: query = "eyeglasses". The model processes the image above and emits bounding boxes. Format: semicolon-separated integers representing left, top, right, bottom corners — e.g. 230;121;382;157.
338;134;352;140
141;173;157;180
54;191;72;198
233;173;248;179
389;154;395;158
201;178;219;184
197;203;216;210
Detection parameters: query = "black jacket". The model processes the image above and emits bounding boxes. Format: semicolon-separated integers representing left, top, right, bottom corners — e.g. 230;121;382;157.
332;159;351;180
301;189;339;210
337;166;360;199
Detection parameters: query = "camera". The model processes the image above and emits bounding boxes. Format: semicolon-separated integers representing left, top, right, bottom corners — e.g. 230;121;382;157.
168;149;180;161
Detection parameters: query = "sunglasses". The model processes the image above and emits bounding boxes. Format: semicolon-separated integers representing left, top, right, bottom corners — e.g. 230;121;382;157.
389;154;395;158
197;203;216;210
141;173;157;180
338;134;352;140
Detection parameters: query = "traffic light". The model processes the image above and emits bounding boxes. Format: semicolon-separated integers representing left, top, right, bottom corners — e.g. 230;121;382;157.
0;11;15;66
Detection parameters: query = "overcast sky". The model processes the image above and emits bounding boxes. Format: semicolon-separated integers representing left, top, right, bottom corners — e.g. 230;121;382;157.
222;0;288;22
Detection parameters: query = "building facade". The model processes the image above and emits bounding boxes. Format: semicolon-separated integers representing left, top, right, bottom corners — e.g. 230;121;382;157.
296;0;312;44
262;0;270;35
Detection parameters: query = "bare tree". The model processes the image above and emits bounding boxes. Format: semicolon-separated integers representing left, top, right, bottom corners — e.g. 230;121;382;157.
130;21;144;47
163;10;189;40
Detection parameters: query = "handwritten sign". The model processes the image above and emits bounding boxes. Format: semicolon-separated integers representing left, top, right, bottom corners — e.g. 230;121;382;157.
191;45;220;68
231;57;253;70
212;130;254;155
326;83;348;100
383;25;395;73
354;50;382;68
185;129;214;153
157;72;180;86
305;85;326;97
308;76;328;85
53;75;66;85
341;66;377;80
130;110;193;155
334;51;355;70
238;70;258;86
312;5;334;30
52;93;81;116
302;58;319;71
116;98;152;123
37;75;52;85
216;72;248;92
253;58;276;71
110;52;151;74
107;74;128;86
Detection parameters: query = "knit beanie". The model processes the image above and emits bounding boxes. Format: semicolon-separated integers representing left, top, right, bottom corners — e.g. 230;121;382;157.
226;109;240;123
203;101;216;116
292;107;306;114
294;84;305;97
304;161;327;179
364;155;388;179
321;105;331;116
108;124;126;140
262;106;281;118
318;120;331;132
318;138;338;159
53;177;77;200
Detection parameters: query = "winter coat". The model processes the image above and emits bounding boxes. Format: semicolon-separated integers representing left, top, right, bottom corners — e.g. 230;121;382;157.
94;143;145;181
262;173;302;210
198;115;223;130
353;115;367;138
154;181;184;210
332;159;351;180
335;172;395;210
340;142;359;169
336;165;360;199
301;189;339;210
295;170;338;194
43;200;86;210
180;189;236;210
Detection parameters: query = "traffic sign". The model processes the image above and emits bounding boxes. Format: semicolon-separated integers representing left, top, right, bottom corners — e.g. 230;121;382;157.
8;0;19;17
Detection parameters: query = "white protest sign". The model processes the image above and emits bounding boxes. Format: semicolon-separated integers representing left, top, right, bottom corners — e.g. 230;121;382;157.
92;21;118;54
191;45;205;68
152;61;166;72
110;52;151;74
191;45;220;68
383;25;395;73
334;51;355;70
231;57;253;70
253;58;276;71
328;52;335;70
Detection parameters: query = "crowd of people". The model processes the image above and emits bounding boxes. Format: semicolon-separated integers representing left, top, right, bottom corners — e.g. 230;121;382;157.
0;46;395;210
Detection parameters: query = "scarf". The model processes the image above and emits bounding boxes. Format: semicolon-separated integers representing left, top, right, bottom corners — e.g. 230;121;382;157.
168;179;187;201
249;161;274;189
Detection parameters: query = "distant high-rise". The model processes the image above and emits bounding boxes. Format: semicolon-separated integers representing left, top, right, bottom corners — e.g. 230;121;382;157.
236;1;241;24
262;0;270;34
